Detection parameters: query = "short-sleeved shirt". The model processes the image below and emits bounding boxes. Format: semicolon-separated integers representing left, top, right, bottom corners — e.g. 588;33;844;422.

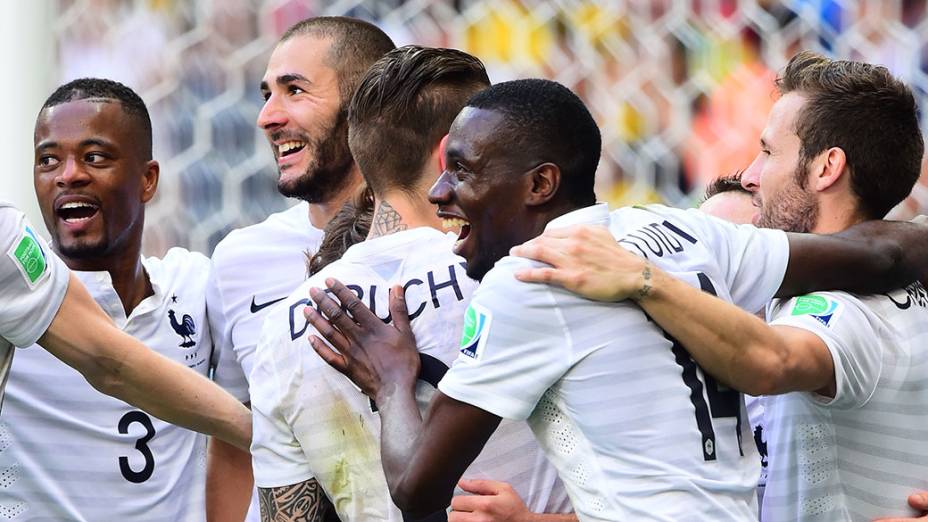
0;248;212;521
207;202;323;522
0;201;69;411
759;286;928;521
439;203;790;521
251;227;570;520
208;202;323;402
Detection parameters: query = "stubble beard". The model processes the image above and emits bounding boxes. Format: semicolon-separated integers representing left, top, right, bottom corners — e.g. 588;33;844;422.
277;109;355;204
756;160;819;233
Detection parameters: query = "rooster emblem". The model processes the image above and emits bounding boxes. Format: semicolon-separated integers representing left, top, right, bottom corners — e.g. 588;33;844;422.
167;309;197;348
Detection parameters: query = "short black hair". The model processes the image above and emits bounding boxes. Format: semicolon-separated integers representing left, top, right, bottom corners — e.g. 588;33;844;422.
279;16;396;106
348;45;490;195
704;170;749;201
465;79;600;207
41;78;153;159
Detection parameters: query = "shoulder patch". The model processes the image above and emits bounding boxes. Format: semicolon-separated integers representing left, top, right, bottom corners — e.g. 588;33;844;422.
459;302;492;362
790;294;842;327
7;225;49;289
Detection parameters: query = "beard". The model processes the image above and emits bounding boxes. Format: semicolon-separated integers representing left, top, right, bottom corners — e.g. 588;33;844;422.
277;109;355;203
756;160;819;233
55;237;112;259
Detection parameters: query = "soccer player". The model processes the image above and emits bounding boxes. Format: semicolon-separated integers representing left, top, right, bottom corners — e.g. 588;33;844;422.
303;78;928;521
513;53;928;520
251;46;572;521
205;16;394;520
0;78;230;521
0;201;250;446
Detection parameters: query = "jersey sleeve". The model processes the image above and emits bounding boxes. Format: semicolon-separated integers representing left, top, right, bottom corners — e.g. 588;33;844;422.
250;315;315;488
438;257;572;421
0;207;69;347
768;292;883;409
681;208;789;313
206;259;250;402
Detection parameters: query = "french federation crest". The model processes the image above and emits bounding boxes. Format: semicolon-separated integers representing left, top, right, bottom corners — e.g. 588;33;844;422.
167;309;197;348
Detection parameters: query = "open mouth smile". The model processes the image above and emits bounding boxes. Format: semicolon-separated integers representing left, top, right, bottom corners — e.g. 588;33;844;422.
440;215;472;254
54;196;101;232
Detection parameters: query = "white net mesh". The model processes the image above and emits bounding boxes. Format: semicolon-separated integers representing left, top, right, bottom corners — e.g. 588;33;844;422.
52;0;928;255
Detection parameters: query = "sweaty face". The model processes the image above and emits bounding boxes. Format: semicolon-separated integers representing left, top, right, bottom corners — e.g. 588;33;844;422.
258;35;354;203
34;100;153;259
429;107;535;281
741;92;819;233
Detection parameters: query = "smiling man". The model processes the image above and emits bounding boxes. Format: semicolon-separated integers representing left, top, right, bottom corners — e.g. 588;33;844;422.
304;78;928;521
205;16;395;520
0;78;226;521
251;45;571;522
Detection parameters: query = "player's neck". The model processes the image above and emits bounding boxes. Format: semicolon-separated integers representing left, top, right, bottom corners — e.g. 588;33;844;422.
58;236;153;315
306;164;364;230
367;191;440;240
810;197;867;234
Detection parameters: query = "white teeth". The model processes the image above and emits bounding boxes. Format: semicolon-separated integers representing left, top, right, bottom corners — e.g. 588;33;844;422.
442;217;469;230
278;141;305;155
61;202;97;210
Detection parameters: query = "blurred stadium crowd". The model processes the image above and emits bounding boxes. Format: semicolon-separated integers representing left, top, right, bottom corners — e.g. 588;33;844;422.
52;0;928;256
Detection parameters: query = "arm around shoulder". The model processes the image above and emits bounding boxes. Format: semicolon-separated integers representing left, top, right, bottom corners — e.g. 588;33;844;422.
636;266;835;396
39;273;252;449
781;219;928;298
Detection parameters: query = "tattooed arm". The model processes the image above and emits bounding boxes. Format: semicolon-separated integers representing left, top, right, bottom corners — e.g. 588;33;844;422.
258;479;339;522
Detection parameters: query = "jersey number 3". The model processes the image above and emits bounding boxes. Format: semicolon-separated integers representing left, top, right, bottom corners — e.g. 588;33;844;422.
118;411;156;483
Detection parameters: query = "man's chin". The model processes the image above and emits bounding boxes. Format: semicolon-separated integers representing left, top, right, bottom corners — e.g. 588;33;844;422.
56;238;111;260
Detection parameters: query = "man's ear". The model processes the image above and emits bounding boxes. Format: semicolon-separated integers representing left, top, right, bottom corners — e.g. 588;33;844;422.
141;160;160;204
812;147;847;192
526;163;560;207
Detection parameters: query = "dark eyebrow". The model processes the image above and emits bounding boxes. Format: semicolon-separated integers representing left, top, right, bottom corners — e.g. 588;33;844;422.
260;73;311;93
36;138;115;151
81;138;114;149
277;73;310;86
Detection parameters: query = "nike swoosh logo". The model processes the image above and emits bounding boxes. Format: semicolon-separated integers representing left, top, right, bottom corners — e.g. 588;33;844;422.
250;296;287;314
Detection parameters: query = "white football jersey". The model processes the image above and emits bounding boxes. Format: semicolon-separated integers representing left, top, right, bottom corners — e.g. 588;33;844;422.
208;201;323;403
251;227;571;521
0;248;211;521
760;285;928;521
0;202;69;413
208;202;322;522
439;203;790;521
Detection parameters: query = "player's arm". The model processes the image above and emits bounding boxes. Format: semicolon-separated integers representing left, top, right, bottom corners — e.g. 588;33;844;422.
778;218;928;296
451;480;578;522
511;219;928;303
512;232;834;396
38;272;252;450
633;261;834;396
204;267;256;522
305;280;502;517
207;433;254;522
250;316;340;522
258;479;336;522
